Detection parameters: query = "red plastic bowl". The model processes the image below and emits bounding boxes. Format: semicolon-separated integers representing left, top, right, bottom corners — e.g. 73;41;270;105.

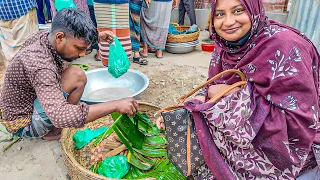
201;43;215;52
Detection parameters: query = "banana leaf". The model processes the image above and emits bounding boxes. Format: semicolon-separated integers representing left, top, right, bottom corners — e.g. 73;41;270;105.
134;113;161;135
133;151;156;165
127;152;153;171
133;147;167;158
113;125;134;154
90;161;102;174
123;166;144;178
114;114;144;149
144;136;167;146
132;157;186;180
94;113;145;149
93;125;114;146
2;135;21;152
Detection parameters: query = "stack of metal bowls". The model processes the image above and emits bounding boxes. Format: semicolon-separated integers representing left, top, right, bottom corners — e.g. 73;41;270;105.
165;40;199;54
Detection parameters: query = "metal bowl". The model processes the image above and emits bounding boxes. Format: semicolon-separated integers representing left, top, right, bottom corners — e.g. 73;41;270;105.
80;68;149;104
165;41;199;54
166;40;199;47
165;45;196;54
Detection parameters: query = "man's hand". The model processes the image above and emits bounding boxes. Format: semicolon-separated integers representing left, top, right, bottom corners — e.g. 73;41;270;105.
145;0;151;8
99;31;115;44
114;97;139;116
208;84;241;99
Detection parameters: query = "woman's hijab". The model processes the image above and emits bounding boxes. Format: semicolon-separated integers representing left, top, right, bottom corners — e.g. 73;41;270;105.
185;0;320;178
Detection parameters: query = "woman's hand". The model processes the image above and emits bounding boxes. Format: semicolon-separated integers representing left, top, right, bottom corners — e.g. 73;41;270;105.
208;84;241;99
99;31;115;44
193;95;205;103
156;116;165;130
172;0;179;9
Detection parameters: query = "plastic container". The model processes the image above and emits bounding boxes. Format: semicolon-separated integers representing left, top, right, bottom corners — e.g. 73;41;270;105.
201;43;215;52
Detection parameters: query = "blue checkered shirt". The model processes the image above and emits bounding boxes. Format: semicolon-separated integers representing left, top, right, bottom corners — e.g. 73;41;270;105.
0;0;37;20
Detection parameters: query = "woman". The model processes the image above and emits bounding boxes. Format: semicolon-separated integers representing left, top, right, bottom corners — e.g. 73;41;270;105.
139;0;177;59
94;0;132;66
158;0;320;179
129;0;148;65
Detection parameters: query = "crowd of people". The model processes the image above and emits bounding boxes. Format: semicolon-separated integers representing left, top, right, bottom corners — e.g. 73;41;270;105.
1;0;320;179
0;0;197;68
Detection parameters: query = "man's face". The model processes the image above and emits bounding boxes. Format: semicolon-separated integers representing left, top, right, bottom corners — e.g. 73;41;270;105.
55;32;90;62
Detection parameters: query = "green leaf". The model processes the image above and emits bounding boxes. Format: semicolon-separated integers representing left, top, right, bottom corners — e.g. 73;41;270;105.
114;114;144;149
111;112;121;121
90;161;102;174
2;135;21;152
133;147;167;158
124;166;144;178
0;124;9;134
127;152;152;171
93;127;114;147
113;125;134;154
134;151;156;165
135;158;186;180
144;135;167;146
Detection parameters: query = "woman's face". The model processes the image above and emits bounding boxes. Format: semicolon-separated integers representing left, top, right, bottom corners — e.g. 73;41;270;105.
213;0;252;41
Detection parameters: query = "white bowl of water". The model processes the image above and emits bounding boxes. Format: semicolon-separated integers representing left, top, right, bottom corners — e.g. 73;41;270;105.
80;68;149;104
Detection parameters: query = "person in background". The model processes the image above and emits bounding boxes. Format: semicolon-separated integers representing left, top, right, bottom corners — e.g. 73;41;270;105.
178;0;196;26
129;0;148;65
0;0;39;68
140;0;178;59
93;0;132;66
50;0;90;16
36;0;53;24
205;9;212;37
0;8;138;141
86;0;99;56
157;0;320;178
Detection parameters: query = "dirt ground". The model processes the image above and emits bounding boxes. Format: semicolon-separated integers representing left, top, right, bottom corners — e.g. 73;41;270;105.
0;32;211;180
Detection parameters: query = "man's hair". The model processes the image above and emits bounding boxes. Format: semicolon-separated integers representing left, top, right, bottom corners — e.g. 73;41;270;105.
51;8;98;45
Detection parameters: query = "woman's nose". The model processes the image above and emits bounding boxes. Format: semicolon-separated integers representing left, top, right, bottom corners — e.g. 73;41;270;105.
224;14;236;27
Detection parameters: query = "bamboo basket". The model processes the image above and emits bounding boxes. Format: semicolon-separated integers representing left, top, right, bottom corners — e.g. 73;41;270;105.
167;25;200;43
61;102;161;180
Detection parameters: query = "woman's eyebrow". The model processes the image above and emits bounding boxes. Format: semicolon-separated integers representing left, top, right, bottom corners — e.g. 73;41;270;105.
215;4;243;11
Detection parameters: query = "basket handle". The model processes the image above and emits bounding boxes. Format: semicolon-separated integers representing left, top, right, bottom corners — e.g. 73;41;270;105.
176;69;246;105
154;69;247;116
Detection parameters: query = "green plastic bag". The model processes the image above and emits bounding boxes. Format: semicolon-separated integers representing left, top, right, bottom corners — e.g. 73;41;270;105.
97;156;130;178
108;37;130;78
54;0;77;12
73;126;108;149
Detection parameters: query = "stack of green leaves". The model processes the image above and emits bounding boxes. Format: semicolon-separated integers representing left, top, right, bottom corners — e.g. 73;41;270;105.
90;112;186;179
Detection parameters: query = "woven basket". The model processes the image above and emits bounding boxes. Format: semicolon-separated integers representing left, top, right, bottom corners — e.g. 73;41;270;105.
167;26;200;43
61;102;161;180
170;22;179;27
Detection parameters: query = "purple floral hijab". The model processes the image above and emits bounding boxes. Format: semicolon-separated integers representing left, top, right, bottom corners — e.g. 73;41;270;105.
185;0;320;179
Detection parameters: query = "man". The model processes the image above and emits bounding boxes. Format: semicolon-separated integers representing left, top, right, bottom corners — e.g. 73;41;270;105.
178;0;196;26
0;0;39;68
0;8;138;140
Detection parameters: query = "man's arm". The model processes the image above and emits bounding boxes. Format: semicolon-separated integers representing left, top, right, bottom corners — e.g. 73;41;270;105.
86;97;138;124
